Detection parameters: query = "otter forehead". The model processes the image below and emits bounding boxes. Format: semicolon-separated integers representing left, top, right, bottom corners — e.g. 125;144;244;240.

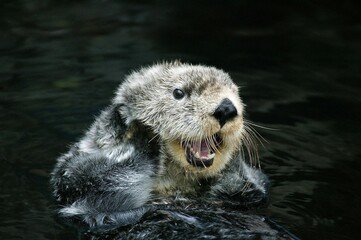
116;62;236;96
167;65;237;96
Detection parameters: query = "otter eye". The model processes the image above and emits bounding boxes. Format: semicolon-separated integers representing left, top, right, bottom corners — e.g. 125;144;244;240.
173;88;185;100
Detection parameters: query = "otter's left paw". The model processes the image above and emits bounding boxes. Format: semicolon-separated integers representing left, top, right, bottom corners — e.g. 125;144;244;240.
210;167;271;209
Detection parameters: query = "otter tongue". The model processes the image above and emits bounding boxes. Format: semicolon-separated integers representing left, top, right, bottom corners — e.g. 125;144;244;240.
192;140;210;159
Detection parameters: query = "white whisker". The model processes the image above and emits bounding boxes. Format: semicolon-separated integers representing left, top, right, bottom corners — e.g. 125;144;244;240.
244;120;278;131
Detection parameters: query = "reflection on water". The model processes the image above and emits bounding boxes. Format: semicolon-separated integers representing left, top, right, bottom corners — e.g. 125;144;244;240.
0;1;360;239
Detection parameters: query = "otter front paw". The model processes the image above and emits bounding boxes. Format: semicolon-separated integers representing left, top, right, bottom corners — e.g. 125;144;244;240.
210;168;271;209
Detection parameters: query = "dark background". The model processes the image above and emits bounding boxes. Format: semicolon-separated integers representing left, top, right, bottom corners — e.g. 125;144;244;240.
0;0;360;239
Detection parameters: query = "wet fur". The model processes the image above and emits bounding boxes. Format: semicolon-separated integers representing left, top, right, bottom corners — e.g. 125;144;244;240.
50;62;270;227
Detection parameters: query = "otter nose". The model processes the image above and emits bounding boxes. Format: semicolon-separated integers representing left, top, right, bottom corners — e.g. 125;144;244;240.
213;98;238;128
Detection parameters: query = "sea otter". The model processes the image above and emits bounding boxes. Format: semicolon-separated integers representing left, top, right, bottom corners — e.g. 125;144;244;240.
50;62;270;227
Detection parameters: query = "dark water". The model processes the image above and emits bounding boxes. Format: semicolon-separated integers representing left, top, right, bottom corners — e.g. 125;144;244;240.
1;0;360;239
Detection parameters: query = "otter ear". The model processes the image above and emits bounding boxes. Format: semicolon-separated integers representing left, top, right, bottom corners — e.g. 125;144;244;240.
113;85;135;126
117;103;135;126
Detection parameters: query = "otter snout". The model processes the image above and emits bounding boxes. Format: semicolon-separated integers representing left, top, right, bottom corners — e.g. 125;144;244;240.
213;98;238;128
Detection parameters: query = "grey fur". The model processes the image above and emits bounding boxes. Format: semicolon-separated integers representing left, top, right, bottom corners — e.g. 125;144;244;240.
50;62;270;227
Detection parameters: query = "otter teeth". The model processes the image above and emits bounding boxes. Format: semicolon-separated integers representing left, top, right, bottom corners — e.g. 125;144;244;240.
191;148;215;160
182;135;221;168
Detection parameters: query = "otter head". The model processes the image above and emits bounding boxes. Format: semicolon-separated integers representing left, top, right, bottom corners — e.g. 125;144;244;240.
114;62;244;177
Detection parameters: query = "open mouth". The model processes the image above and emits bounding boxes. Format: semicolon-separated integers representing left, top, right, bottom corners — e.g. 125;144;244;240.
181;133;222;168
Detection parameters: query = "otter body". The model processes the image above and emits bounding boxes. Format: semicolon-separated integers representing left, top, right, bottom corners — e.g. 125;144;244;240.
50;62;270;227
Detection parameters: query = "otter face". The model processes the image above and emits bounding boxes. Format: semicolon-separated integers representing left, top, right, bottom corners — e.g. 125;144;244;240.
166;75;244;177
115;63;245;177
